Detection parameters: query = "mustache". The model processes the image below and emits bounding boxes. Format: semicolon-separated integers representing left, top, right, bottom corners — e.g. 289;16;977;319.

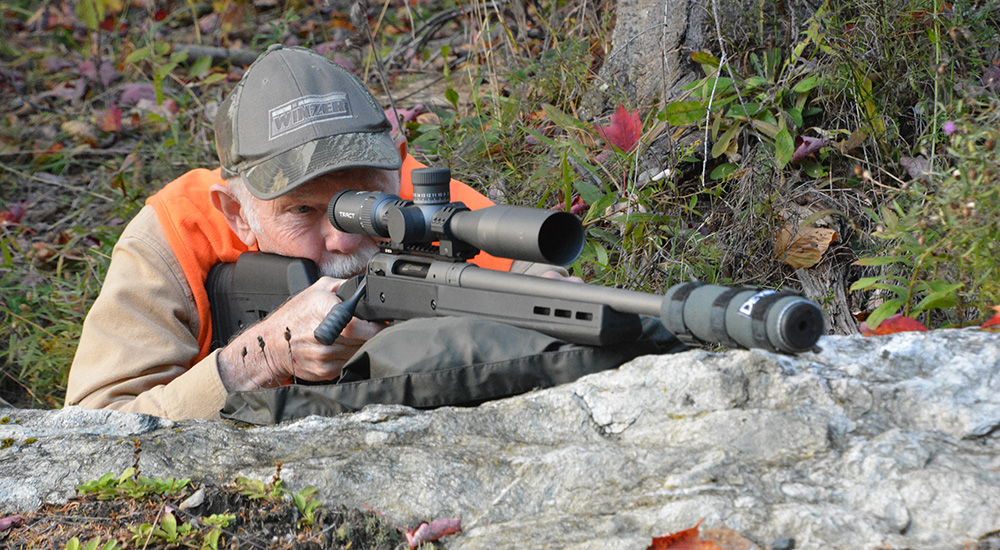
317;239;379;278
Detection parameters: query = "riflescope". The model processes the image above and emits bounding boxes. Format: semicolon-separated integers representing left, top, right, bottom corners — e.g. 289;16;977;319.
327;168;585;265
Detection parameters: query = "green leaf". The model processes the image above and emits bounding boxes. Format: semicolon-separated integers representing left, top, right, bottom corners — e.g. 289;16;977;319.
541;103;585;131
711;124;742;158
690;51;720;67
200;73;227;86
774;127;794;168
866;299;905;330
914;290;958;313
750;118;780;139
853;256;911;267
445;88;459;109
710;163;738;181
785;108;803;128
203;529;222;550
125;46;154;64
189;56;212;78
117;468;136;484
849;276;884;291
665;101;707;126
161;512;178;539
76;0;104;31
867;283;910;301
573;180;605;206
727;102;760;118
792;74;821;93
584;190;619;224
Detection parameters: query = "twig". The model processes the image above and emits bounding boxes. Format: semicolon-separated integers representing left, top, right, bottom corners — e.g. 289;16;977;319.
173;44;260;67
701;52;727;186
0;162;115;202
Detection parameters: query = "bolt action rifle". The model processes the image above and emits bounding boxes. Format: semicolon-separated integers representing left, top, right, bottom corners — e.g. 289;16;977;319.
208;168;825;355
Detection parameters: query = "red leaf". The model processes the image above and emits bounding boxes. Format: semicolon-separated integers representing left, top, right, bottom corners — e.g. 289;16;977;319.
648;520;723;550
0;515;23;532
404;518;461;548
790;135;829;164
96;104;122;132
595;104;642;152
860;314;928;336
0;203;26;226
981;306;1000;331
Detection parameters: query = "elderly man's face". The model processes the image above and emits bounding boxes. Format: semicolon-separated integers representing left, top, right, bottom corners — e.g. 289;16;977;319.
250;168;398;277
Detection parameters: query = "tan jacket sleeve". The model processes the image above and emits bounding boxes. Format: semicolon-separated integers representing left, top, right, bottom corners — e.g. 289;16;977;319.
65;206;228;420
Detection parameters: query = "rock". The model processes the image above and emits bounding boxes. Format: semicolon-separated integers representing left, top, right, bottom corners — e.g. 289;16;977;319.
2;329;1000;549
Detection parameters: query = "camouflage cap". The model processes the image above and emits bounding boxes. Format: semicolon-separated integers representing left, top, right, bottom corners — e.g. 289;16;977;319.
214;44;402;199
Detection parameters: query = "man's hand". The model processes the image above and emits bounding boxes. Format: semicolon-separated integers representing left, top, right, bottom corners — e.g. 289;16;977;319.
540;270;584;283
217;277;384;391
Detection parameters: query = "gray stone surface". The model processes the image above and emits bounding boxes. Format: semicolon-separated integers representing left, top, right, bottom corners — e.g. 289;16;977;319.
2;329;1000;549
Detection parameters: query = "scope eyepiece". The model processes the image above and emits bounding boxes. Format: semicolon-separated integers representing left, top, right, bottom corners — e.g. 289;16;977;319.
327;190;405;239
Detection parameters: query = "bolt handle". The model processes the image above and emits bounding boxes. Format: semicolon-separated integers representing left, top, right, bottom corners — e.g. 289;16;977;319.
314;280;367;345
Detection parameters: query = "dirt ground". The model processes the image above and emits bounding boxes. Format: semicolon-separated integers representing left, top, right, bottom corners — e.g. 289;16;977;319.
1;480;410;550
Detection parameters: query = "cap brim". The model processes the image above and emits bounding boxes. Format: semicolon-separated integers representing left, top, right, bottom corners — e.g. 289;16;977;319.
243;131;403;199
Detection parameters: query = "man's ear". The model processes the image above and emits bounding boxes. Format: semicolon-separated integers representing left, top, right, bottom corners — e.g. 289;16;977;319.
210;183;258;247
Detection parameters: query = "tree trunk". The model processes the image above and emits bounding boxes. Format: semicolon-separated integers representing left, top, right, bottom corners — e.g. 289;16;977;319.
600;0;708;107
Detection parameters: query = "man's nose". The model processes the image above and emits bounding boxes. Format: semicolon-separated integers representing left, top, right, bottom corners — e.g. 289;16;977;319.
322;224;364;254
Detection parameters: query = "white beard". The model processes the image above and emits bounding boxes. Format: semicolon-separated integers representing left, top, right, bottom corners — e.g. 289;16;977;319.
318;239;380;278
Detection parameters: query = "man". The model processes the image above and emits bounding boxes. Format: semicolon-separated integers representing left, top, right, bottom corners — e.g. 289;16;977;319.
66;45;565;420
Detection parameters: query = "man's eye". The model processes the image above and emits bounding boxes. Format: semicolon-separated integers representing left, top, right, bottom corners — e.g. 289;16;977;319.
292;205;312;214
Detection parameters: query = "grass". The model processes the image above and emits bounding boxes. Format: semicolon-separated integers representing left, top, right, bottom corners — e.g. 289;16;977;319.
1;0;999;409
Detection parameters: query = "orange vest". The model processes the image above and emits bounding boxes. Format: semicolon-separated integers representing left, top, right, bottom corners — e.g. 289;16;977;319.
147;156;512;363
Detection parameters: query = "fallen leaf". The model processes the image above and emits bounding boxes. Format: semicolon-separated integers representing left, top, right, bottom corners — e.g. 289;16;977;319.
404;518;461;548
95;105;122;132
648;520;723;550
0;515;23;532
135;98;179;121
61;120;99;146
314;40;342;56
37;78;88;103
860;314;928;336
700;528;761;550
198;11;220;34
774;225;838;270
595;103;642;152
790;135;830;164
981;306;1000;331
839;128;867;154
119;83;157;106
553;194;587;215
385;105;424;133
900;156;931;180
0;203;26;226
219;1;247;34
43;56;76;73
179;487;205;510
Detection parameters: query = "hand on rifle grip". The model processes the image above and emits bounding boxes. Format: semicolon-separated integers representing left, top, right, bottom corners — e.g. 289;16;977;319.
314;280;367;345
